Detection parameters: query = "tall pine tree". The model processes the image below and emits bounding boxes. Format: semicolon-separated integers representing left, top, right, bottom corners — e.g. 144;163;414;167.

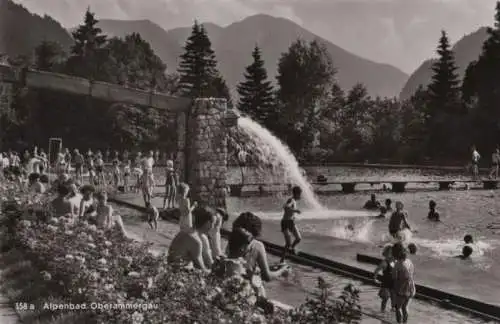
426;30;461;158
65;8;108;80
427;30;460;116
237;45;274;126
177;21;230;100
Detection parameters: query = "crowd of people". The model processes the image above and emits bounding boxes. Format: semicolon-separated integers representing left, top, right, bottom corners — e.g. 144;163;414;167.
2;145;487;322
0;146;293;315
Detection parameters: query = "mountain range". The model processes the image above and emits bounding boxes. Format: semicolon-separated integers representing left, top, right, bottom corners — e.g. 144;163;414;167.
2;0;493;101
96;16;408;98
400;27;488;100
1;0;407;98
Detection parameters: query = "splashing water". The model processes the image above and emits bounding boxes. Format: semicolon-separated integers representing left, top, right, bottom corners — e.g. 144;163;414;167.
237;116;323;210
413;237;494;258
329;219;375;243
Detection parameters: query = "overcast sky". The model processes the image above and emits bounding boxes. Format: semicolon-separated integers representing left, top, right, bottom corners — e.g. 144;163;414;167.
13;0;499;73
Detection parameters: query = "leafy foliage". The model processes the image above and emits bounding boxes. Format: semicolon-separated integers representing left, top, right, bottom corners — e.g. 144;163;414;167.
274;39;336;155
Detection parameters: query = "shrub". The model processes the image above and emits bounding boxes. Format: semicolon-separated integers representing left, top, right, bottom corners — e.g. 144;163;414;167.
0;182;362;323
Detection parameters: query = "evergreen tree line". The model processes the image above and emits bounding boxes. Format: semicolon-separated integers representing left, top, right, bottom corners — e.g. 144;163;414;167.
4;3;500;164
238;1;500;164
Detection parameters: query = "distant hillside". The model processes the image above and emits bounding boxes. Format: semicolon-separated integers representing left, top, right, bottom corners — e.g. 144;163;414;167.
98;15;408;98
0;0;73;59
400;27;488;100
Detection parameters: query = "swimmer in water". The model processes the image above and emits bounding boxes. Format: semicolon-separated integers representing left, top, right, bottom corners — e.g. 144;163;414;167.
407;243;417;255
377;206;388;219
364;194;381;210
464;234;473;244
385;199;393;213
388;201;412;240
427;200;440;221
455;245;473;260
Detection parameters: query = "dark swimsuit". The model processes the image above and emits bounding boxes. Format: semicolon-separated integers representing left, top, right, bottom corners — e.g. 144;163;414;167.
165;170;176;186
281;219;295;232
381;261;394;289
388;211;407;237
281;198;296;232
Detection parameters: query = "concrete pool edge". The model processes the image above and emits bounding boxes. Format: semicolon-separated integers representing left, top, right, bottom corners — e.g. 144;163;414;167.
110;196;500;323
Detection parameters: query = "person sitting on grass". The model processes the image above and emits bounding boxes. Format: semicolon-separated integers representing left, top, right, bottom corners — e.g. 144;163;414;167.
79;185;96;219
364;194;381;210
95;191;127;236
51;184;74;216
28;173;45;194
224;212;291;308
145;201;159;231
167;206;216;272
427;200;440;221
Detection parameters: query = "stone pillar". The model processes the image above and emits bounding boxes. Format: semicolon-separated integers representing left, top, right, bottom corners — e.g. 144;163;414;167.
187;98;228;208
176;111;187;182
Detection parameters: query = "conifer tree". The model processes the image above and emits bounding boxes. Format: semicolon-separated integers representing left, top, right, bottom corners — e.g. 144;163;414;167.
237;45;274;125
177;21;219;98
427;30;460;116
66;8;108;80
426;30;461;157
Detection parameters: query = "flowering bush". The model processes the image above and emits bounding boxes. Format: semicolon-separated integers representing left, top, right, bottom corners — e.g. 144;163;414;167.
0;183;362;323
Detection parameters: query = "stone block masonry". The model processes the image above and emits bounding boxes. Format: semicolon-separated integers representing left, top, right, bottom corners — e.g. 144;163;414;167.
187;98;228;208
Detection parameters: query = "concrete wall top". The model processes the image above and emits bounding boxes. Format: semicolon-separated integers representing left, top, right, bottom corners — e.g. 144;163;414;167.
0;65;192;112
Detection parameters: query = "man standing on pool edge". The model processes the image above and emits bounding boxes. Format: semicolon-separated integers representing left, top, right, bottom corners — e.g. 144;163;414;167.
280;186;302;263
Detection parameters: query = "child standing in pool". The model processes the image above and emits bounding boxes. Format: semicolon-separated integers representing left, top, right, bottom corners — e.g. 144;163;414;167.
373;245;395;313
427;200;440;221
388;201;412;240
280;186;302;263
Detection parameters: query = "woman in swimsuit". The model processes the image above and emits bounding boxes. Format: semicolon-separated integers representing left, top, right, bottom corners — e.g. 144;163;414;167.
163;160;178;209
79;185;97;220
95;191;127;236
226;212;291;304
